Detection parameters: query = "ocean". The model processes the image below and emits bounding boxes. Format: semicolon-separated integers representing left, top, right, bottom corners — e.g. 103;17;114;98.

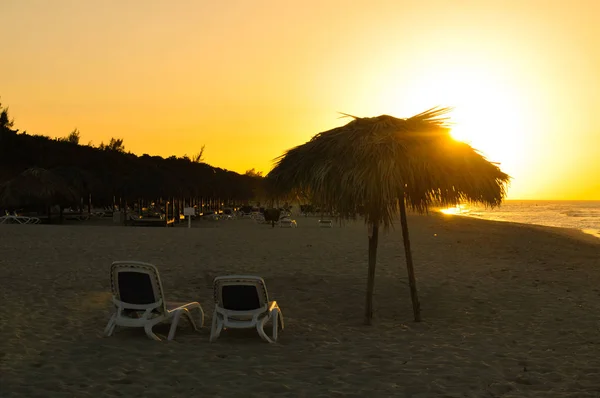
437;200;600;239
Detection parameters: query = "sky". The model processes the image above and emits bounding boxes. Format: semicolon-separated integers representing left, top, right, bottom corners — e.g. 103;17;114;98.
1;0;599;200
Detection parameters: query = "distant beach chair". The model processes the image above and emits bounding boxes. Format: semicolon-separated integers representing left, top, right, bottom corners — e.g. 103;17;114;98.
279;218;297;228
24;213;41;224
91;208;106;218
0;211;40;224
318;219;333;228
1;211;24;224
250;211;261;220
210;275;284;343
104;261;204;341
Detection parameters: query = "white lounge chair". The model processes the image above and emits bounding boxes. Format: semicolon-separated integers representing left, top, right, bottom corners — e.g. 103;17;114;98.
210;275;284;343
104;261;204;341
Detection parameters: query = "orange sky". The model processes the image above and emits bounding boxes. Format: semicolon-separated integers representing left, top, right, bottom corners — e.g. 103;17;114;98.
1;0;599;199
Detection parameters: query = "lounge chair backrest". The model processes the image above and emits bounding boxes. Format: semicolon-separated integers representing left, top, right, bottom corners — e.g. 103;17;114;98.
110;261;167;314
213;275;269;311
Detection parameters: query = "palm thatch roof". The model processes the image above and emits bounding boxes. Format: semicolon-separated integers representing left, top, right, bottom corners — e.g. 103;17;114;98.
0;167;79;208
267;107;509;225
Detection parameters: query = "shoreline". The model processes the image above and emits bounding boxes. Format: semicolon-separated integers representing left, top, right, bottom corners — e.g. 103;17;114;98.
433;208;600;242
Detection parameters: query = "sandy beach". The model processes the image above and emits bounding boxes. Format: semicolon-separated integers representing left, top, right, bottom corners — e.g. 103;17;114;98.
1;214;599;397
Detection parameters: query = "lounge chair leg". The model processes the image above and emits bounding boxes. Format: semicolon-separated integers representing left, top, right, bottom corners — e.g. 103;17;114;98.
180;307;203;332
108;322;117;336
277;310;284;331
271;311;278;342
197;306;205;329
209;313;220;342
104;314;117;336
257;317;274;343
182;310;199;332
168;311;184;340
144;323;162;341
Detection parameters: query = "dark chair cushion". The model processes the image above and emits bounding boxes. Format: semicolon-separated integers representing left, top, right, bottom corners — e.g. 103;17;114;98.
118;271;157;305
222;285;261;311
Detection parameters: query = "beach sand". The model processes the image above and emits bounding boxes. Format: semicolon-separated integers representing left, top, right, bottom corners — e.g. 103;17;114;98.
1;214;599;397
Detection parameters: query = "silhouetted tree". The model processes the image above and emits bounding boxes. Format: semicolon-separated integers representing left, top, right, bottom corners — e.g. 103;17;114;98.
245;168;263;177
1;105;13;130
192;145;205;163
99;137;125;152
181;145;206;163
58;128;81;145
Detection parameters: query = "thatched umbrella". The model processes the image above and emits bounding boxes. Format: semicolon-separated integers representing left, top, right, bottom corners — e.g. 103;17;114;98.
52;166;104;211
267;107;510;325
0;167;79;210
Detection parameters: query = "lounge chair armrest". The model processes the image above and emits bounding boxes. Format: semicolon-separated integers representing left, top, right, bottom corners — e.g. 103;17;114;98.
268;301;279;312
166;301;202;312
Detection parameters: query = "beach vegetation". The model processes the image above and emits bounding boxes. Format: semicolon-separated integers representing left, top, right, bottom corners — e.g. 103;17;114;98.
0;100;262;214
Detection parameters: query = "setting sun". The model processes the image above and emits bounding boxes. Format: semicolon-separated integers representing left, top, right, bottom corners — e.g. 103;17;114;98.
415;64;530;177
368;60;534;195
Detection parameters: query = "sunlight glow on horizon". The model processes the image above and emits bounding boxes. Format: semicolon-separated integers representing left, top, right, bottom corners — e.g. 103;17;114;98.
1;0;599;200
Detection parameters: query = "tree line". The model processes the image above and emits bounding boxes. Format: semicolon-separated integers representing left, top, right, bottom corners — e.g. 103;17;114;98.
0;100;263;209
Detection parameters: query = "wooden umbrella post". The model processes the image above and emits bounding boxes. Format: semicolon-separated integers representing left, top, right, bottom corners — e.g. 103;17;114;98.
365;222;379;325
399;195;421;322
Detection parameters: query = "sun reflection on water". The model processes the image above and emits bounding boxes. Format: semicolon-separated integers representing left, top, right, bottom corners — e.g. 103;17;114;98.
439;204;469;215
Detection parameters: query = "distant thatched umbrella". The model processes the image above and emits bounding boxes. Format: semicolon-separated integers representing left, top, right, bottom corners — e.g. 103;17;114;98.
52;166;104;209
52;166;103;196
0;167;79;209
267;108;510;324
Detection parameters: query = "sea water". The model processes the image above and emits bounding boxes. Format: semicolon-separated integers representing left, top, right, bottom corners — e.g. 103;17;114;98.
438;201;600;239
